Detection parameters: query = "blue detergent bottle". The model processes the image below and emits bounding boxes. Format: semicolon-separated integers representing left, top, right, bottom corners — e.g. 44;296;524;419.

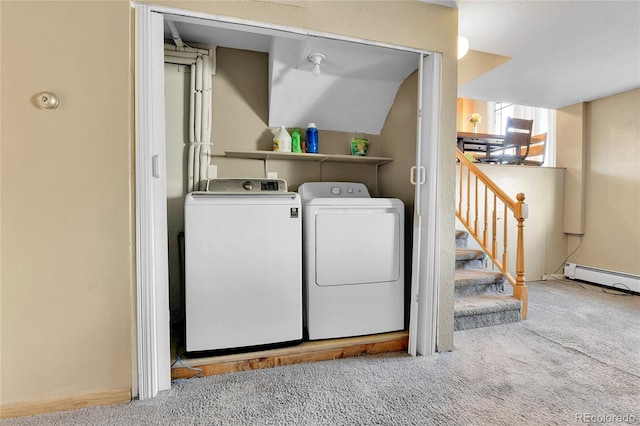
306;123;318;153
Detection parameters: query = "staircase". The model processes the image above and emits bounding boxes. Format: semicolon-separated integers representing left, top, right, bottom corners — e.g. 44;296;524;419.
454;229;522;330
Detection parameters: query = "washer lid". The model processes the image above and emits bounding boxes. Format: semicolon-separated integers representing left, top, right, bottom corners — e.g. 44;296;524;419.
298;182;370;200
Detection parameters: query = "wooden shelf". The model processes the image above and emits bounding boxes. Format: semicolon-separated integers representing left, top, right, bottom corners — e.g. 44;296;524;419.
224;150;393;166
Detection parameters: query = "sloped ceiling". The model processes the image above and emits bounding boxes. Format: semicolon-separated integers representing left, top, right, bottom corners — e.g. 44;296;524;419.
268;36;418;133
164;14;419;135
457;50;510;87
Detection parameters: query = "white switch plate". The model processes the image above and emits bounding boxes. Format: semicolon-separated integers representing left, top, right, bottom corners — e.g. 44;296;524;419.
267;172;278;179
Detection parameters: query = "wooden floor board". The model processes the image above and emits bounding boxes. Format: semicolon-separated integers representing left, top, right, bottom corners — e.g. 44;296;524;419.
171;331;409;380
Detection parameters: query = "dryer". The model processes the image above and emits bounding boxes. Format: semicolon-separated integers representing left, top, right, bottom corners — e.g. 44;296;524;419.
298;182;404;340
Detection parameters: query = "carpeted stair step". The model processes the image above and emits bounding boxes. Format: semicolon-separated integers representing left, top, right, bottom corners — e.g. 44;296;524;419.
455;229;469;247
454;294;522;331
455;248;486;270
454;229;522;329
455;269;505;297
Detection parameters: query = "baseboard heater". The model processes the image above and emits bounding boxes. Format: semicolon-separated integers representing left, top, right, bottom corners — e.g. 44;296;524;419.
564;263;640;294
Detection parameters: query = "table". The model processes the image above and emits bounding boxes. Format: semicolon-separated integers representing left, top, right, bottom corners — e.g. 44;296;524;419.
457;132;505;155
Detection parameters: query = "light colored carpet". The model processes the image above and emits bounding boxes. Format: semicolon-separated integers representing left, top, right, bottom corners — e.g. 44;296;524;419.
3;279;639;425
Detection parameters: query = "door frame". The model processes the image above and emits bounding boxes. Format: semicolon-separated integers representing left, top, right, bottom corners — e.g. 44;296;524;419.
135;3;442;399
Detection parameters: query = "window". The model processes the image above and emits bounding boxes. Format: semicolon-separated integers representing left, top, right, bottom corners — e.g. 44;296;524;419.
488;102;556;166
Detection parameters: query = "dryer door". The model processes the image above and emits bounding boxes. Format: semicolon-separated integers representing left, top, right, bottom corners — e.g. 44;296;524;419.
315;210;401;286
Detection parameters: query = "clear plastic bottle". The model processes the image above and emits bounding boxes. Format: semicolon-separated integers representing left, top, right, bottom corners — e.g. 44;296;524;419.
306;123;318;154
273;125;292;152
291;127;302;153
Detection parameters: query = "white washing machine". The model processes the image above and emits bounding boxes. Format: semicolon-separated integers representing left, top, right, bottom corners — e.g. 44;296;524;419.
184;178;302;352
298;182;404;340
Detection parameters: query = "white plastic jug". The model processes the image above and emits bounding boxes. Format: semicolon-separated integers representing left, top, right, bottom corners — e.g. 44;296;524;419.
273;125;292;152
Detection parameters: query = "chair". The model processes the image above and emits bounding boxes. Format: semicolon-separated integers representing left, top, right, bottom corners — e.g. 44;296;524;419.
521;132;547;166
477;117;534;165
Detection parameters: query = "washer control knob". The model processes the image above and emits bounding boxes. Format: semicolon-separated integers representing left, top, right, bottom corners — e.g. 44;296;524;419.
242;181;254;191
347;187;354;194
331;187;341;195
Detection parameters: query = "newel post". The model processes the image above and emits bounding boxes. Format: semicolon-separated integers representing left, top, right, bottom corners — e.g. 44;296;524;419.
514;193;528;319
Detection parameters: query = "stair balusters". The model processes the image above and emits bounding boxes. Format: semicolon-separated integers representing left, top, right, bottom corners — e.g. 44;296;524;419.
455;149;528;319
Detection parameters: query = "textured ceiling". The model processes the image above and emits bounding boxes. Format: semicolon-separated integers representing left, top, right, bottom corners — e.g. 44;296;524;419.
427;0;640;108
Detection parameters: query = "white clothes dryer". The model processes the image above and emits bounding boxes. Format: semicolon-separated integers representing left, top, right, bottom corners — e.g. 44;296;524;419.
298;182;404;340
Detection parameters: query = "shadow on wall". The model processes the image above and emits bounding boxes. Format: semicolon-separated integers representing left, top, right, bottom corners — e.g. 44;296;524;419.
216;48;270;127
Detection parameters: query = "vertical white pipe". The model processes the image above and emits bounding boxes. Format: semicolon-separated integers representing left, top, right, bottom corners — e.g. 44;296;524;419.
185;52;214;192
195;97;203;142
200;55;212;189
195;56;203;91
189;64;196;143
194;57;204;189
187;63;196;193
195;57;203;143
203;54;212;143
199;147;208;190
193;143;201;191
194;88;203;190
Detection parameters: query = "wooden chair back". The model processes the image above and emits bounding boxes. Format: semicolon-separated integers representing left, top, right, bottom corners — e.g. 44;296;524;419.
521;132;547;166
503;117;534;157
476;117;534;165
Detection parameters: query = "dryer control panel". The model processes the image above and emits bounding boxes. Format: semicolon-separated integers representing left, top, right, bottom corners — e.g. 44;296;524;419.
298;182;370;200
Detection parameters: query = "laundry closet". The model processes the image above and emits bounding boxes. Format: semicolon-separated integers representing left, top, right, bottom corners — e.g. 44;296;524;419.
156;12;442;369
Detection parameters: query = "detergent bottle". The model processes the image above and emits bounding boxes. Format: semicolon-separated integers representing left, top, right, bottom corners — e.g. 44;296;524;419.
273;125;292;152
306;123;318;154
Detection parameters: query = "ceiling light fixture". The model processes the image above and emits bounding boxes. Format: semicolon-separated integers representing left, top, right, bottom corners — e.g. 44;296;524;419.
458;36;469;60
308;53;326;77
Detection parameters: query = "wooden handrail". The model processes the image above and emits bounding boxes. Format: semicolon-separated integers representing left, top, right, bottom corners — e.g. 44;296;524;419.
456;149;528;319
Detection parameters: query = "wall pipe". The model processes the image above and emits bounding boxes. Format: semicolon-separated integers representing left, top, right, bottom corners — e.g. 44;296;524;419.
164;38;214;192
166;20;185;48
187;63;196;192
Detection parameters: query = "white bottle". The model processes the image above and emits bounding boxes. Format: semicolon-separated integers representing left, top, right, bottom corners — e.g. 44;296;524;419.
273;125;292;152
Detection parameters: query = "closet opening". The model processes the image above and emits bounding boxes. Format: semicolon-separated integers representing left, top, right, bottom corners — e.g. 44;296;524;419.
135;4;442;400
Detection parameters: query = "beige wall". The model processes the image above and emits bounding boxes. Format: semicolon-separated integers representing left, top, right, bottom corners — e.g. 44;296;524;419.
1;0;133;408
556;103;587;234
457;98;489;133
557;89;640;275
460;165;567;281
1;0;459;414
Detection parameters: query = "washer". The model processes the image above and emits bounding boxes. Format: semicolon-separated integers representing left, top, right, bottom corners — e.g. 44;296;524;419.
298;182;404;340
184;178;302;352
